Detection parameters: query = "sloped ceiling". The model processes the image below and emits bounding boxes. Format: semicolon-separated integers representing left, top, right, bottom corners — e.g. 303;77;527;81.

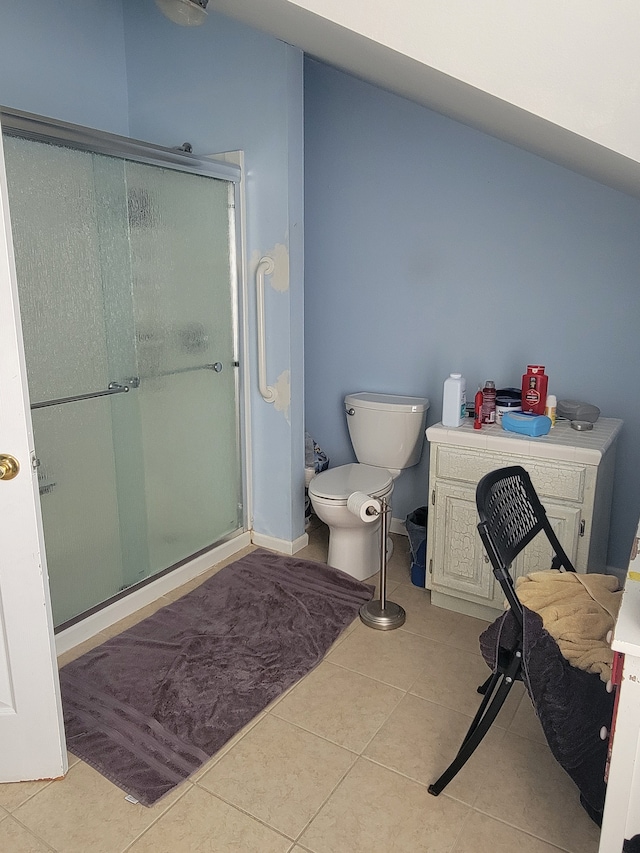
212;0;640;199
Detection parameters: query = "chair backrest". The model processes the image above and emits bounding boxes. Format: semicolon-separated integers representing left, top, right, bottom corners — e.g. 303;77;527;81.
475;465;576;622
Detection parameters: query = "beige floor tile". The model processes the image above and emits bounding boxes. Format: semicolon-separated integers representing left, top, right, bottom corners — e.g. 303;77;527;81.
453;810;567;852
0;815;54;853
272;661;404;752
191;709;270;781
66;750;81;770
14;760;188;853
300;757;470;853
364;573;402;600
364;692;504;805
198;714;356;839
56;632;110;668
296;518;328;564
362;532;412;597
128;786;292;853
508;693;548;745
7;521;605;852
410;638;525;726
389;583;491;652
385;532;413;582
325;621;437;690
474;731;601;852
0;778;53;813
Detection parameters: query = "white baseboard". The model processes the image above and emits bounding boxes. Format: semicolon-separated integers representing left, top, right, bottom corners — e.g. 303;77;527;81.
251;530;309;555
55;532;252;656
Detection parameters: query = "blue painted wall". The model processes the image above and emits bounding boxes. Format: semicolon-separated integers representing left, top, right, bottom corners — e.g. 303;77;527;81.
122;1;305;544
0;0;306;545
304;58;640;569
0;0;129;134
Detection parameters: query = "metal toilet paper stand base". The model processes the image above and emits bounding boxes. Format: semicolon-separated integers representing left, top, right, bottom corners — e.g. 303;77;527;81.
359;495;406;630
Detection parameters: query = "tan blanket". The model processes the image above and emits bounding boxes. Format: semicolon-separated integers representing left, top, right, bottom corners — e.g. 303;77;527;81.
515;570;621;682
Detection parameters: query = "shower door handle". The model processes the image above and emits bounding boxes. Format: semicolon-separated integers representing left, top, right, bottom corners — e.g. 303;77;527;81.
30;380;137;410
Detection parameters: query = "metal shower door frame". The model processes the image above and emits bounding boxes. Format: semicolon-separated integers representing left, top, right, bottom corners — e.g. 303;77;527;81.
0;106;251;622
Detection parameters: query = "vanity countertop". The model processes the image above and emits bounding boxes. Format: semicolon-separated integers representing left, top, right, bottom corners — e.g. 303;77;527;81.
426;417;623;465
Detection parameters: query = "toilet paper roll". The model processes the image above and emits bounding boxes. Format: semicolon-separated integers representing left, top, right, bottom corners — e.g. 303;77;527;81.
347;491;381;523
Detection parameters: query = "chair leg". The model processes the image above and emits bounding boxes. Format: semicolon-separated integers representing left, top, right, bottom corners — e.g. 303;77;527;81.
477;673;495;695
428;651;522;797
463;670;501;748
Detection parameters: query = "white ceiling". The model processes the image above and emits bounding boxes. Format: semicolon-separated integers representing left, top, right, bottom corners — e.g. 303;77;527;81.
212;0;640;200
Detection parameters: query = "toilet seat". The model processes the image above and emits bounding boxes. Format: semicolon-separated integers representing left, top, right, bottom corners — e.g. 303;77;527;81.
309;463;392;503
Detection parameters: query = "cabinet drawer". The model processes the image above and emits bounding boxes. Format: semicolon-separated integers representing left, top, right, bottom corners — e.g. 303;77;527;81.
434;445;585;503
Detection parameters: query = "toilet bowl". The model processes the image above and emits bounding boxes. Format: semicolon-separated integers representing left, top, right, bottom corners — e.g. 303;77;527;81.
308;463;393;581
308;392;429;581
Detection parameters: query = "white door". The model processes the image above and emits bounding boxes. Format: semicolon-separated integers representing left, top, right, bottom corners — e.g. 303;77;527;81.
0;126;67;781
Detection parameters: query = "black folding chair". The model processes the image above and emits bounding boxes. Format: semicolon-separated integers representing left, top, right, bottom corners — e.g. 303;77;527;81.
428;465;576;796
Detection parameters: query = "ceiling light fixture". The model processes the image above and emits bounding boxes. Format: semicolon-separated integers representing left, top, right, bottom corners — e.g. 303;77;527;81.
155;0;209;27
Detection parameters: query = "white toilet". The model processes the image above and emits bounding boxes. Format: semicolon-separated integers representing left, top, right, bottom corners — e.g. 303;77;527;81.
308;392;429;581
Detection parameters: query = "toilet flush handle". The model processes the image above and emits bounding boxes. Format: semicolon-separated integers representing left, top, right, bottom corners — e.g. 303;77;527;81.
346;407;355;416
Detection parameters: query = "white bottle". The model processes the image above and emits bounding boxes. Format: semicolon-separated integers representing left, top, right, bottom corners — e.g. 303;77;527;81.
545;394;557;427
442;373;466;427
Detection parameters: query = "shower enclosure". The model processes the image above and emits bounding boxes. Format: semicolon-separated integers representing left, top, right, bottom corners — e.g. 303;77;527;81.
1;110;244;630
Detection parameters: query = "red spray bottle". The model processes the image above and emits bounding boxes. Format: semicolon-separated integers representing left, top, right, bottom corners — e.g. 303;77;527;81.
474;387;483;429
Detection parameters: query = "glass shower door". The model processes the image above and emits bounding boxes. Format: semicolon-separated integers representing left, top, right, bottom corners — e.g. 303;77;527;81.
3;130;242;628
125;160;242;581
4;137;133;626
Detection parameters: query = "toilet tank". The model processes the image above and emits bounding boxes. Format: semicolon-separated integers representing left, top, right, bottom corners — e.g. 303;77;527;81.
345;393;429;471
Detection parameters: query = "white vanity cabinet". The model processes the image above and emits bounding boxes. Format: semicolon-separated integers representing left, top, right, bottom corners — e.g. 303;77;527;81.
424;418;622;621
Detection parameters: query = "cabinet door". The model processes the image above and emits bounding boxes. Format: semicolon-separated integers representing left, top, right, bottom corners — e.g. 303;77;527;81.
431;482;494;602
512;501;581;585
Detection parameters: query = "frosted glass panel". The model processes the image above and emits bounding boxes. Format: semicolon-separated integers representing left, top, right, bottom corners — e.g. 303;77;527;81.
32;401;125;626
3;138;114;402
3;130;242;628
4;137;129;624
126;163;240;572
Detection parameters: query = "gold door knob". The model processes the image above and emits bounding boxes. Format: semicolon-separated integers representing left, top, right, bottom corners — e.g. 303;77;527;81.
0;455;20;481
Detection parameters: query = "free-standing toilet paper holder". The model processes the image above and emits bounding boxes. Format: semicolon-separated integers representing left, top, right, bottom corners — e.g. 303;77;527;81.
359;495;406;630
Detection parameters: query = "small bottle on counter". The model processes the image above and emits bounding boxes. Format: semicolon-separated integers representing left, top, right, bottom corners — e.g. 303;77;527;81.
474;386;483;430
442;373;466;427
545;394;557;427
482;380;496;424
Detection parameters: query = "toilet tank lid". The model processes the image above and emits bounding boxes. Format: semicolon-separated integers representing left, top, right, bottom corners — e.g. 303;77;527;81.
345;392;430;413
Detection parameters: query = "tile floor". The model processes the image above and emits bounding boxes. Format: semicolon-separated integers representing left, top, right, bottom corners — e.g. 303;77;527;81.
0;520;602;853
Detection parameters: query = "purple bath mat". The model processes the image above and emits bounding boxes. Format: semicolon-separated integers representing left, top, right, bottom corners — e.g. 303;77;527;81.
59;548;373;806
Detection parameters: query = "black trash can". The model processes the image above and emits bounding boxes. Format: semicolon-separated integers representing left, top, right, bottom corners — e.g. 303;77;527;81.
406;506;427;586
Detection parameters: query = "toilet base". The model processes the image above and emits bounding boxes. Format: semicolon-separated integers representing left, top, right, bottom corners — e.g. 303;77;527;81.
326;522;381;582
